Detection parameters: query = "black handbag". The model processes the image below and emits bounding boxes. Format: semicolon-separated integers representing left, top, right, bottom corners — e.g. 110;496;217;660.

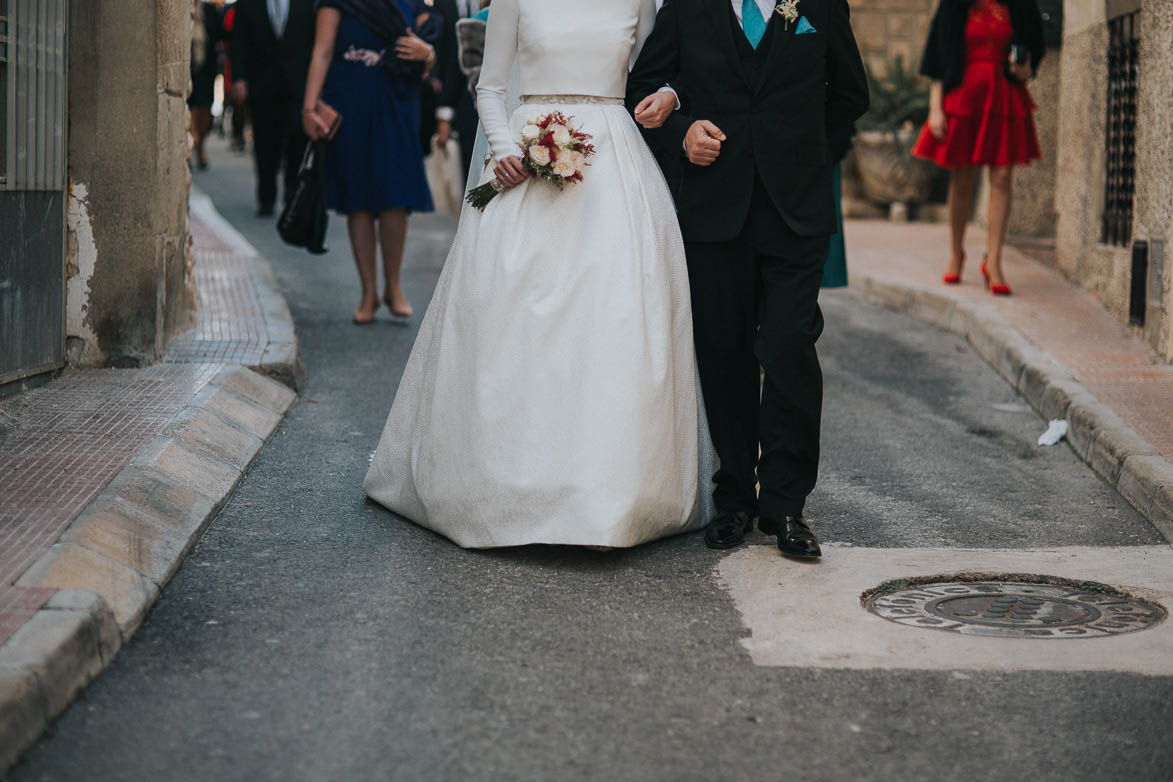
278;142;329;255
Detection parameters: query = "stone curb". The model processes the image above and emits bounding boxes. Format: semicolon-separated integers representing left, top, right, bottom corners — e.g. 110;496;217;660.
188;189;307;391
850;272;1173;544
0;366;296;772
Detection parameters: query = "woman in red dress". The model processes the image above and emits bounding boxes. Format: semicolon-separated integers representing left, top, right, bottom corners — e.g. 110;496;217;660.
913;0;1045;295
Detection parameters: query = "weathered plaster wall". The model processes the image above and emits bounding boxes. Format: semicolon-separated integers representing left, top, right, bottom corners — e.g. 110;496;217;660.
1132;0;1173;359
1054;1;1130;320
64;0;194;367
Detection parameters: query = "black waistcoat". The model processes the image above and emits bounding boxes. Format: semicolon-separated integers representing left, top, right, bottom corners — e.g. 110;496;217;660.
726;4;798;249
728;3;781;88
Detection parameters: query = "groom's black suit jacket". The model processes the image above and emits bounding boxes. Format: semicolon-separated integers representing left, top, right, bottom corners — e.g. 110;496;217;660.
627;0;868;244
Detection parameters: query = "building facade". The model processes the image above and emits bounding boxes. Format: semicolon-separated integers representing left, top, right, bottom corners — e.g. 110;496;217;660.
0;0;195;392
1054;0;1172;361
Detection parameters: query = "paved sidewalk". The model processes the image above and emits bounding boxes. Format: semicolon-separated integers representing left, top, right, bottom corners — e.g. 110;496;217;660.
0;190;301;771
845;219;1173;537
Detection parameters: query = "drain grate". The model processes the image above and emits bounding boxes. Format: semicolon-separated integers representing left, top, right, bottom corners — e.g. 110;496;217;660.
863;575;1166;639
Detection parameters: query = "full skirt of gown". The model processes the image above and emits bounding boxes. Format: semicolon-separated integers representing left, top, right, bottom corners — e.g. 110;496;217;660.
363;100;716;548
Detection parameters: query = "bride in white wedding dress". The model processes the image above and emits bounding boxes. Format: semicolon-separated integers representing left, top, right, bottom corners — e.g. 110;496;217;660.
363;0;715;548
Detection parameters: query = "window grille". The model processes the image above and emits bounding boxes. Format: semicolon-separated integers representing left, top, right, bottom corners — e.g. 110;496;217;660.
1;0;67;192
1;7;9;184
1102;11;1139;247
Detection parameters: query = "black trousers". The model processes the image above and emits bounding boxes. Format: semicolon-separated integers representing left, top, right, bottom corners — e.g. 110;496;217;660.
685;177;828;521
249;96;307;210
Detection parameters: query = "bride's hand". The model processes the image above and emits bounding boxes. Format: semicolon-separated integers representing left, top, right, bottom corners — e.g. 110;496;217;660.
634;91;677;129
494;155;529;187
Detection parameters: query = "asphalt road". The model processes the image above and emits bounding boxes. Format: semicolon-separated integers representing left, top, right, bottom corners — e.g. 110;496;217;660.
10;139;1171;782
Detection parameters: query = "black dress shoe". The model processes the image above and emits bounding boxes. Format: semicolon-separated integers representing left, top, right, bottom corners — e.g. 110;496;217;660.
759;516;822;559
704;511;755;550
257;204;275;217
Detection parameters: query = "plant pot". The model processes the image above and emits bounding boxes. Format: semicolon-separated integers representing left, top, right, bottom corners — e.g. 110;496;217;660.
852;129;938;205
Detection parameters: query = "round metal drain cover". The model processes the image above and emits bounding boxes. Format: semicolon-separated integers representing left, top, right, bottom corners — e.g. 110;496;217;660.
865;578;1166;639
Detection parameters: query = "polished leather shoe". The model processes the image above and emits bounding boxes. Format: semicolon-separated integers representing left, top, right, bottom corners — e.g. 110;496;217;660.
759;516;822;559
704;511;755;550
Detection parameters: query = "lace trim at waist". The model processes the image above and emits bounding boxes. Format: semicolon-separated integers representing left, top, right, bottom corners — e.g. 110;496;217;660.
521;94;624;106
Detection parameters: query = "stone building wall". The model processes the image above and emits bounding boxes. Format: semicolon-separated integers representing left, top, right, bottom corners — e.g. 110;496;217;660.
847;0;937;78
1054;0;1172;362
1131;1;1173;360
64;0;195;367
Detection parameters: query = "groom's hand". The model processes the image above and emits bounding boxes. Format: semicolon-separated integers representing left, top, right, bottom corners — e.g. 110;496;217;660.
685;120;726;166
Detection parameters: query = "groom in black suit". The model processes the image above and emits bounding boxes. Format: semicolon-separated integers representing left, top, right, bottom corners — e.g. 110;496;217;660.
627;0;868;558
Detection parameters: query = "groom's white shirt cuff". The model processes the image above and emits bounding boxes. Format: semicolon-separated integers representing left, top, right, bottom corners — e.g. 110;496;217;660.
658;85;682;110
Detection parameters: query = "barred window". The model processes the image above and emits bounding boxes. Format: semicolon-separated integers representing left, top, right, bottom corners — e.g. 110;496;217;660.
1102;11;1140;247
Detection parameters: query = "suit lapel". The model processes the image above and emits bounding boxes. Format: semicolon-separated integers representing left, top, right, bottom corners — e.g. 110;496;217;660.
762;0;800;84
705;0;752;89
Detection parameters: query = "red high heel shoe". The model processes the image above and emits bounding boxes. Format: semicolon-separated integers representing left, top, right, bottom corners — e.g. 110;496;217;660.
943;253;965;285
980;256;1012;296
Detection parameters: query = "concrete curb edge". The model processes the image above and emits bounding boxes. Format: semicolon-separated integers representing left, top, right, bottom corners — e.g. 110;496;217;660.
0;368;296;773
850;272;1173;544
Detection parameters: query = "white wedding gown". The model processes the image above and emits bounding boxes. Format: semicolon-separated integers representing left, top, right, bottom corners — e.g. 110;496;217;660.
363;0;716;548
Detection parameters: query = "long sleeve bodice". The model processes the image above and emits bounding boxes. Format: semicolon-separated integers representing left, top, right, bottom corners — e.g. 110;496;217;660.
476;0;657;161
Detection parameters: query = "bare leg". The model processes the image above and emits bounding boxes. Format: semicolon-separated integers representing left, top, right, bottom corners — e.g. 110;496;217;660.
946;166;979;278
985;166;1013;287
378;208;412;317
192;108;212;167
347;211;379;323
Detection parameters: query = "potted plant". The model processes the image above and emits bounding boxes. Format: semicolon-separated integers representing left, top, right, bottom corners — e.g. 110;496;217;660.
852;55;939;211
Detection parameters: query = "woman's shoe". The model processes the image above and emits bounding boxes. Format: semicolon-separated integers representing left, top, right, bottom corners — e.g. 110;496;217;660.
980;257;1012;296
943;253;965;285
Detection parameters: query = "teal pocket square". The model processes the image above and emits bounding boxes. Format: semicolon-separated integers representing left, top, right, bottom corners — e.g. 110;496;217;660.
795;16;816;34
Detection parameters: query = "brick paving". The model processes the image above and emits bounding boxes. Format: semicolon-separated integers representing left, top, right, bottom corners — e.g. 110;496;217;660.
165;214;268;365
0;211;265;646
845;219;1173;460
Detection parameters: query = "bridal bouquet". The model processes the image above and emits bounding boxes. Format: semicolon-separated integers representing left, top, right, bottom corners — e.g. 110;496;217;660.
466;112;596;210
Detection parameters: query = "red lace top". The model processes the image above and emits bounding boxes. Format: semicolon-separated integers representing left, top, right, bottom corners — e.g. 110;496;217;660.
943;0;1035;119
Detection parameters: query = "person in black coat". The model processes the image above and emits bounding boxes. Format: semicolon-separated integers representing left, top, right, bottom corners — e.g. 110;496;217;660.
231;0;317;216
628;0;869;558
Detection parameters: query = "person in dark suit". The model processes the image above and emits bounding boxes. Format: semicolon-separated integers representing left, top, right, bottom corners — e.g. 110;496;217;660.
627;0;868;559
231;0;316;216
431;0;481;180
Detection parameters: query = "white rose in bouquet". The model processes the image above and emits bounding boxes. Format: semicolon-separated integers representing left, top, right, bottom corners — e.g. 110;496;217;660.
569;151;587;173
521;124;541;141
529;145;552;166
551;125;572;146
553;158;577;178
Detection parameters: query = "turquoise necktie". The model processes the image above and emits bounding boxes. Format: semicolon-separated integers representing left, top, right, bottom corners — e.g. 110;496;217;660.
742;0;767;49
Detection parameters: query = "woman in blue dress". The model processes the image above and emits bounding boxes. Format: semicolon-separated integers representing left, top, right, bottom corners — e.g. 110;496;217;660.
303;0;438;324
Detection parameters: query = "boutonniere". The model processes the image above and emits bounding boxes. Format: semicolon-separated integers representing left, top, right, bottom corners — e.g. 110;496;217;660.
774;0;800;30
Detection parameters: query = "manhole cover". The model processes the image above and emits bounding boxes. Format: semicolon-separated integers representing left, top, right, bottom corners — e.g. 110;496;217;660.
864;577;1166;639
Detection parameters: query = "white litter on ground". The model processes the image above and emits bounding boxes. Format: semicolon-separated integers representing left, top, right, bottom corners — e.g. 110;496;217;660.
1038;419;1069;446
